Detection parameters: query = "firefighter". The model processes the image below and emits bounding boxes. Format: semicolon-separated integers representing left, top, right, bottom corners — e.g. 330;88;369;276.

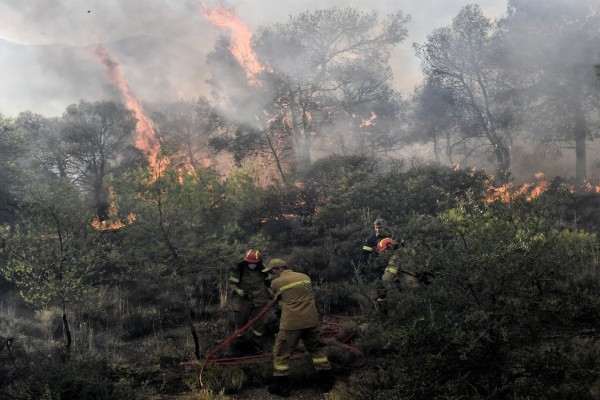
360;218;388;263
374;237;400;310
375;238;421;310
229;249;270;355
262;258;334;397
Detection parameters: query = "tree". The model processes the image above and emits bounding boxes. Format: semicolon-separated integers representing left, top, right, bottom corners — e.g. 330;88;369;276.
17;111;71;180
500;0;600;186
0;114;27;224
415;5;516;176
61;100;136;221
408;77;457;164
110;161;236;358
1;181;100;351
256;8;409;168
380;197;600;398
152;98;222;169
207;7;410;179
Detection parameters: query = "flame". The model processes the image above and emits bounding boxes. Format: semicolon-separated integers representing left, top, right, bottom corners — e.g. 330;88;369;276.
360;112;377;127
91;187;137;231
584;181;600;193
484;173;550;203
93;43;163;177
199;2;270;84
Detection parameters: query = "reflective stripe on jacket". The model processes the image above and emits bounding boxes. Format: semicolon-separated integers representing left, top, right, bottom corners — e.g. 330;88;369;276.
229;261;270;305
270;269;319;330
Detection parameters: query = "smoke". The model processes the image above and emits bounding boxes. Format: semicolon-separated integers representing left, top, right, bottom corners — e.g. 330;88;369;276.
0;0;506;118
4;0;596;182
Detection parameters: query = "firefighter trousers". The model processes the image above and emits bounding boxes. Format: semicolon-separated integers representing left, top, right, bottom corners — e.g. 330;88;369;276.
272;326;331;377
233;298;267;338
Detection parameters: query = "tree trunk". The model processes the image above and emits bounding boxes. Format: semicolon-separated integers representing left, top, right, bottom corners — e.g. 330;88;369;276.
295;135;311;172
493;142;511;180
94;181;109;222
573;101;587;188
62;309;72;352
188;310;201;359
575;133;587;188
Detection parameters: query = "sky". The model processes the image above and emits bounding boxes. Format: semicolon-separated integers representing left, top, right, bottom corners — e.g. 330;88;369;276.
0;0;508;118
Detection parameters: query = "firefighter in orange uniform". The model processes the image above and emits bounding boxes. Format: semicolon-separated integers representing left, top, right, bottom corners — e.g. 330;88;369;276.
262;258;333;397
229;249;270;354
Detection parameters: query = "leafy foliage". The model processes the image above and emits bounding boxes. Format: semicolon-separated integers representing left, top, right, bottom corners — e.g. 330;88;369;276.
1;181;101;309
360;196;600;399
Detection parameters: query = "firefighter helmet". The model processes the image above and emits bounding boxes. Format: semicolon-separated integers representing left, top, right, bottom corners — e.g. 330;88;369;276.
377;238;399;252
262;258;287;273
244;249;262;263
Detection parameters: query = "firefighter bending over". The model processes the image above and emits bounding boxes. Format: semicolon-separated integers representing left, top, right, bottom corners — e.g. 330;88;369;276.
229;249;270;355
262;258;334;397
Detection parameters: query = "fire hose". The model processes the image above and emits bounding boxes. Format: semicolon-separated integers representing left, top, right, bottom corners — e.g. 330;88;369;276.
180;295;366;388
181;297;278;388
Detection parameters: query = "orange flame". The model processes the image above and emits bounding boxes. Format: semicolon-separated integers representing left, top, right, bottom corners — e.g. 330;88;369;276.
484;173;550;203
93;43;163;176
360;112;378;127
91;187;137;231
584;181;600;193
200;2;270;84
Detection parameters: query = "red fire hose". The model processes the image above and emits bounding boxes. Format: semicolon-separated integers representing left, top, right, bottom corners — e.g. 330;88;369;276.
180;297;366;388
188;297;279;388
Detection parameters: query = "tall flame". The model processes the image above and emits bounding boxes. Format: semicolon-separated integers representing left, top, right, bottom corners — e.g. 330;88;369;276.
200;2;269;84
93;43;162;174
91;44;165;231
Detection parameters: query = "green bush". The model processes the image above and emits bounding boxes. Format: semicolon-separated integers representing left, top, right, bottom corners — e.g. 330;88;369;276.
351;197;600;399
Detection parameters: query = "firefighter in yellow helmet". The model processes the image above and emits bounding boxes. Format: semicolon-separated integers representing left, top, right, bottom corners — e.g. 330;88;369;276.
262;258;334;397
229;249;270;355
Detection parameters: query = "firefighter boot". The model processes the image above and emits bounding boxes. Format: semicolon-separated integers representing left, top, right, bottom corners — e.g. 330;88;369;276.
317;369;335;392
268;376;290;397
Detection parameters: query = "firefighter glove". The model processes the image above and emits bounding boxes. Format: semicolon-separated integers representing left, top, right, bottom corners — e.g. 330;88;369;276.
234;288;247;298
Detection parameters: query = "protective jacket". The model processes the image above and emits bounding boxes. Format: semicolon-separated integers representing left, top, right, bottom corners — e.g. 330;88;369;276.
381;253;420;287
229;261;270;306
361;232;386;262
270;269;319;330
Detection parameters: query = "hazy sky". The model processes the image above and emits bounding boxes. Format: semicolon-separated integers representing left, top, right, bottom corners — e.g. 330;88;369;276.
0;0;507;117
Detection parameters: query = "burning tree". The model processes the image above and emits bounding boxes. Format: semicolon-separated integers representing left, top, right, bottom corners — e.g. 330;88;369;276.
205;7;410;180
152;98;220;169
61;100;137;222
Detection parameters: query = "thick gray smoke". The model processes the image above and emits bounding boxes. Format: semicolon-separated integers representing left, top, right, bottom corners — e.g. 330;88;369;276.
0;0;505;117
